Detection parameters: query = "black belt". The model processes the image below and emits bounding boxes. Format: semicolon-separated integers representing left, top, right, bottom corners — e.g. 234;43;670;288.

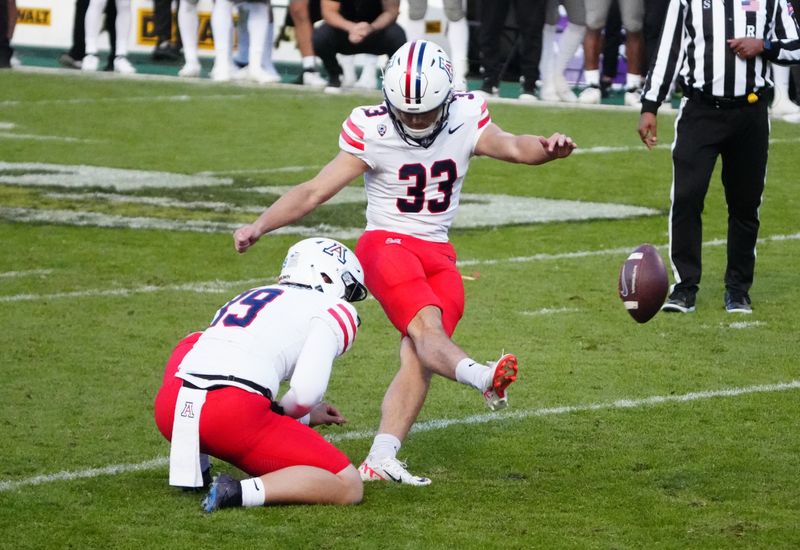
684;87;768;109
182;374;272;400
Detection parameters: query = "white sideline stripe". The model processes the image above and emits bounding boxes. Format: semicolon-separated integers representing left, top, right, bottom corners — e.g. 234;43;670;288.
2;232;799;303
0;94;250;107
0;278;266;303
0;122;15;130
457;231;800;267
520;307;579;316
0;269;52;279
1;379;798;492
0;132;90;143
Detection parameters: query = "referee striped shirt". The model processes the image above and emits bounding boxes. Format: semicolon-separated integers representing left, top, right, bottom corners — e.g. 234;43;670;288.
642;0;800;111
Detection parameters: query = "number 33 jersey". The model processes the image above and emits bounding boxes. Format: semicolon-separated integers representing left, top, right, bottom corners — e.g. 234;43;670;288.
339;93;491;243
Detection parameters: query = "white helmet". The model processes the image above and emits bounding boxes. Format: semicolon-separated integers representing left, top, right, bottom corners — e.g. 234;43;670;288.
382;39;454;148
278;238;367;302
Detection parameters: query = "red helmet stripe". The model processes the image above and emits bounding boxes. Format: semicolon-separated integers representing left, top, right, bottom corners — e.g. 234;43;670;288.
404;41;417;104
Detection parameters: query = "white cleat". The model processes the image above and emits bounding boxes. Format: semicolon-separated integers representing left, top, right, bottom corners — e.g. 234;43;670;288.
354;72;377;90
578;85;601;104
358;456;431;486
249;66;282;84
301;69;327;87
211;62;232;82
624;88;642;107
554;76;578;102
113;56;137;75
483;353;518;411
178;62;201;78
81;54;100;72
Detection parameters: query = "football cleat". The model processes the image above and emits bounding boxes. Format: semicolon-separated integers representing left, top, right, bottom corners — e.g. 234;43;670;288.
483;353;518;411
201;473;242;512
358;456;431;486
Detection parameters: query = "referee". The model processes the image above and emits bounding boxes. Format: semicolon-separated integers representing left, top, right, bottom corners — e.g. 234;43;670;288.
639;0;800;314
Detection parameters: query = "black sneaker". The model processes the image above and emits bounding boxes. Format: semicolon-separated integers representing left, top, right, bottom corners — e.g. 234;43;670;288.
152;41;181;62
661;289;696;313
724;291;752;314
58;53;82;69
201;474;242;512
324;75;342;94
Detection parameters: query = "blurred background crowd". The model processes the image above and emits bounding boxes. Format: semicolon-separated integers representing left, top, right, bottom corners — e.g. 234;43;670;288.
1;0;798;117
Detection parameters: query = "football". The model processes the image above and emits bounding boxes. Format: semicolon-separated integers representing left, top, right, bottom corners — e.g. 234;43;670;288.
618;244;669;323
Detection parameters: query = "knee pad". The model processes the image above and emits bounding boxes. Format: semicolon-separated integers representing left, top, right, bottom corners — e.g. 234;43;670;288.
407;0;427;20
442;0;465;21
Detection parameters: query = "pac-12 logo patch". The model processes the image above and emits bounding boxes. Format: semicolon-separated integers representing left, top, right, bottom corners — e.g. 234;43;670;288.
323;242;348;264
377;123;387;136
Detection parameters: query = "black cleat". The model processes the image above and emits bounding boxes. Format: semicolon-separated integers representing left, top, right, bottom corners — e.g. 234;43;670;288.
661;289;697;313
201;474;242;512
724;291;752;314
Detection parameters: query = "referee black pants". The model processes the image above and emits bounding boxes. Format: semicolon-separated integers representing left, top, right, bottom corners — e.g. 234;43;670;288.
669;98;769;296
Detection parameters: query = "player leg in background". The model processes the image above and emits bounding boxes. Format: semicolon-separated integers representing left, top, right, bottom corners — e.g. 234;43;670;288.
211;0;234;81
578;0;612;104
111;0;136;74
241;1;280;83
178;0;201;76
354;54;378;89
550;0;586;102
290;0;326;86
82;0;108;71
0;0;9;69
771;64;800;116
513;0;547;101
620;0;645;106
443;0;469;90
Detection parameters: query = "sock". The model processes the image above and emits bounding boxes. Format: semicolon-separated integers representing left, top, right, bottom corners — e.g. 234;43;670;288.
556;23;585;83
233;3;249;66
262;17;276;71
178;1;200;65
405;18;425;41
84;0;106;55
114;0;131;56
211;0;233;67
246;2;267;71
455;357;491;391
369;433;401;461
302;56;316;70
447;17;469;84
539;24;556;86
240;477;266;507
626;73;642;90
584;69;600;87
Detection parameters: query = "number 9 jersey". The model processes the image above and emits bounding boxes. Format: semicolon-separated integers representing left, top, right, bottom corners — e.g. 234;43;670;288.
339;93;492;243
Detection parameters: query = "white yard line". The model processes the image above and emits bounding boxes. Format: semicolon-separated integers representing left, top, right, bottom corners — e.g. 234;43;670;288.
520;307;580;316
0;94;250;107
1;379;797;492
0;132;91;143
2;232;799;303
0;269;52;279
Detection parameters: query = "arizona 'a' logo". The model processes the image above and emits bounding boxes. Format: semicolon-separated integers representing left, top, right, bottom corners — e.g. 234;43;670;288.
323;242;348;264
180;401;195;418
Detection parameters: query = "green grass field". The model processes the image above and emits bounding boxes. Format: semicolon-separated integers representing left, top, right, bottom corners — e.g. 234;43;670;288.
1;69;799;549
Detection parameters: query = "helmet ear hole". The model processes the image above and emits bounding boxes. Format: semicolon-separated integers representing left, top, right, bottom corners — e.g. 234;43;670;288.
320;273;333;284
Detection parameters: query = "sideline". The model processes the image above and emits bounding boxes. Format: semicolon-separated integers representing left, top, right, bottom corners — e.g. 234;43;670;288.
2;379;798;492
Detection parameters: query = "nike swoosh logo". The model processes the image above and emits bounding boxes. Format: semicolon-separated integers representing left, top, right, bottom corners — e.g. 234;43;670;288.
253;480;261;491
448;123;465;134
384;471;402;483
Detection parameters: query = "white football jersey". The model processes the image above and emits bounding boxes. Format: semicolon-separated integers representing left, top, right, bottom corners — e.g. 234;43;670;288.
339;92;492;243
176;284;359;400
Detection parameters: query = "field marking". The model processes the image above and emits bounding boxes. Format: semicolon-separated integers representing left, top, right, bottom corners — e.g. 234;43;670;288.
0;269;52;279
1;379;797;493
0;94;250;107
0;132;90;143
520;307;580;316
727;320;767;329
0;122;15;130
2;232;799;303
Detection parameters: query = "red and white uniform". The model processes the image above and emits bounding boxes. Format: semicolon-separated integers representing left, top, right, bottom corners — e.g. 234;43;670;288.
178;284;358;402
154;284;358;482
340;92;491;243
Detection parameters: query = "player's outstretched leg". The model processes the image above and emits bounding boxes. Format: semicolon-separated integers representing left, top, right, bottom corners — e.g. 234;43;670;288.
358;456;431;486
483;353;518;411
